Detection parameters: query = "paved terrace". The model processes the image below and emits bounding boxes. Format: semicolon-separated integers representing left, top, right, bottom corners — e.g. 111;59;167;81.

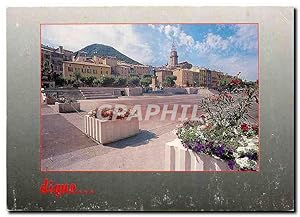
41;94;258;171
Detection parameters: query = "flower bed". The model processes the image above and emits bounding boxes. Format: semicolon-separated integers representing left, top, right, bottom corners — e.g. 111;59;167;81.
173;87;259;171
84;107;140;144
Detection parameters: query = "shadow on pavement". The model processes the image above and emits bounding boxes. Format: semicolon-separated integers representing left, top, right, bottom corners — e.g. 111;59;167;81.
105;130;158;149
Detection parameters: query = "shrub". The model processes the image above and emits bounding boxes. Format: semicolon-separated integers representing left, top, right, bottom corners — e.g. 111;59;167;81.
140;76;152;87
54;75;66;87
85;76;97;86
98;76;116;87
128;76;140;87
163;75;177;87
113;77;127;87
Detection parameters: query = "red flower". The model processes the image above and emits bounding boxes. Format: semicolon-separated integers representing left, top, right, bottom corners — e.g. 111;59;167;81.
240;123;249;132
252;125;259;134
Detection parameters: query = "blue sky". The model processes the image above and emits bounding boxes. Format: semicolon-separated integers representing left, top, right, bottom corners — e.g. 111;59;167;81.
42;24;258;81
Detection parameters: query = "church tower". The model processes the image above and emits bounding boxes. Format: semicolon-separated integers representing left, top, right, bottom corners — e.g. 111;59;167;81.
169;41;178;67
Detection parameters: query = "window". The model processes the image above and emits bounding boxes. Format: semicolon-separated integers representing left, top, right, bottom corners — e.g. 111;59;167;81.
68;67;73;72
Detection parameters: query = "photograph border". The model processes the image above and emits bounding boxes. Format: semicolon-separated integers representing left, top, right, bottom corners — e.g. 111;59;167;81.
40;22;260;173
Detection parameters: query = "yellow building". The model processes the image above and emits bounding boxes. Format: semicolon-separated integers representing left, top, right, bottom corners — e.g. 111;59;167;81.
173;69;195;87
190;66;210;87
155;69;173;84
132;65;150;77
63;61;111;79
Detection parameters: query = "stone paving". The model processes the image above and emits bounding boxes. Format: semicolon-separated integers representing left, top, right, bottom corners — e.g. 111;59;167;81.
41;94;259;171
41;95;203;171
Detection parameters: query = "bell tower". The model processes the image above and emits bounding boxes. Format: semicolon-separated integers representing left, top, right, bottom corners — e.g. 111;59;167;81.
169;40;178;67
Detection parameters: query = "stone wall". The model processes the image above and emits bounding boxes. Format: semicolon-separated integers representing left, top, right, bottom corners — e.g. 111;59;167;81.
79;87;143;97
185;87;199;94
124;87;143;96
164;87;188;95
44;88;85;100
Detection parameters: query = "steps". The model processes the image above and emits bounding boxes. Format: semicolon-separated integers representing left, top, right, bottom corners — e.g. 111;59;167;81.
79;87;118;100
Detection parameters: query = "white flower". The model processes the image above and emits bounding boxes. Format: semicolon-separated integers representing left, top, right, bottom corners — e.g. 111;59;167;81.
236;157;257;170
233;128;239;135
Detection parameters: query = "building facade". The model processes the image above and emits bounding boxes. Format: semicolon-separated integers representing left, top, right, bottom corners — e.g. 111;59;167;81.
63;61;111;80
172;69;195;87
92;56;150;77
41;45;64;76
115;64;131;77
155;69;173;85
131;65;150;77
211;70;222;88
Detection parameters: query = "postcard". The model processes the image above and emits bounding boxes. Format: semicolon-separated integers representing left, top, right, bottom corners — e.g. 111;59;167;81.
7;7;294;211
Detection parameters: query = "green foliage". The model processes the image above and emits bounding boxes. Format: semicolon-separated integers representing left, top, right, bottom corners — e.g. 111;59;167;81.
163;75;177;87
142;74;152;78
72;80;80;88
42;60;51;75
140;76;152;87
73;71;82;81
98;76;116;87
80;77;87;84
113;76;127;87
128;76;140;87
54;75;66;87
85;76;97;86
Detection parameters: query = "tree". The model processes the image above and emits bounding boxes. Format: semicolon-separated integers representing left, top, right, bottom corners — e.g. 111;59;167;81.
142;74;152;78
54;75;66;87
41;60;52;81
163;75;177;87
85;76;97;86
98;76;116;87
128;76;140;87
113;76;127;87
140;76;152;87
73;71;82;82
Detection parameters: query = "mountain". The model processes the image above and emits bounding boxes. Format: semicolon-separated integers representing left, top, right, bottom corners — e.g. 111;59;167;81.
79;43;142;65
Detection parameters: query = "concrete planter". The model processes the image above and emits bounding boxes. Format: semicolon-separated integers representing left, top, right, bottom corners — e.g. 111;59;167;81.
46;97;56;105
165;138;235;171
84;116;140;144
55;102;80;113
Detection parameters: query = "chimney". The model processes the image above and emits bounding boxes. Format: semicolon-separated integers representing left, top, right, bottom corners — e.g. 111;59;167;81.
59;46;63;53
